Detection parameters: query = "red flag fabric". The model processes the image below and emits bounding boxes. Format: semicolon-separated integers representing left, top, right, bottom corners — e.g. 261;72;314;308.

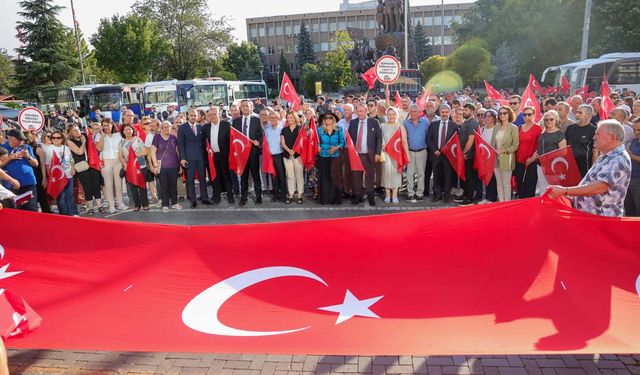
441;132;465;180
484;81;504;101
395;91;402;109
529;74;543;92
416;85;432;114
134;124;147;143
279;72;301;111
206;140;216;181
292;125;308;160
345;132;365;173
473;130;496;185
2;197;640;354
538;146;583;187
261;136;276;175
560;76;571;94
0;289;42;340
600;79;614;121
229;127;253;176
361;67;377;90
382;127;408;172
45;152;68;199
575;85;590;97
85;128;102;171
304;118;319;170
520;84;542;123
125;145;146;189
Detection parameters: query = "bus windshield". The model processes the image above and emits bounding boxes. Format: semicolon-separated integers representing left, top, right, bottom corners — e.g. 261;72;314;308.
190;84;227;107
145;90;178;105
93;92;122;111
38;89;73;105
234;83;267;100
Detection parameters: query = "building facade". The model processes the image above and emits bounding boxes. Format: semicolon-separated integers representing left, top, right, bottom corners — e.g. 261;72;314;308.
246;0;474;85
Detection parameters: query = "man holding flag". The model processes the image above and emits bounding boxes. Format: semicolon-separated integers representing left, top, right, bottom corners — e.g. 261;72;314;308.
349;104;382;206
232;100;264;206
202;107;233;205
454;103;480;206
427;104;457;202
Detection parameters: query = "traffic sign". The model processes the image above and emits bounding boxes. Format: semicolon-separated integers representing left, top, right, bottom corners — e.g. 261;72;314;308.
374;55;402;85
18;107;45;132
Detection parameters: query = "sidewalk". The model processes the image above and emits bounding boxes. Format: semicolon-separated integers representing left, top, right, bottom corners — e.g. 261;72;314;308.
8;350;640;375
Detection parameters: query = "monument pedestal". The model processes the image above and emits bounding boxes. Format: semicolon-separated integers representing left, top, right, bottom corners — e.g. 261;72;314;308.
375;31;417;69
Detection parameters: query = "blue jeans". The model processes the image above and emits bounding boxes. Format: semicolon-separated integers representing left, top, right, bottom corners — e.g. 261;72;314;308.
57;179;78;216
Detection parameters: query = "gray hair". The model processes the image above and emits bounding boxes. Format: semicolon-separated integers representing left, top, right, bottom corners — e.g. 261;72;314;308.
598;119;625;142
439;104;451;112
409;104;421;112
578;104;594;116
343;103;354;111
386;106;399;117
161;120;173;129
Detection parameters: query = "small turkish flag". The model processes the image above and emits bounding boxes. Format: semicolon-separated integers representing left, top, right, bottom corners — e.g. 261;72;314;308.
126;145;146;189
304;118;319;170
292;125;308;161
520;84;542;123
529;74;543;92
600;79;614;121
229;127;252;176
560;76;571;94
206;140;216;181
345;132;365;173
261;137;276;176
134;123;147;143
279;72;301;111
361;67;377;90
441;133;465;181
395;91;402;109
383;127;408;173
473;130;496;185
0;289;42;340
575;85;590;97
538;146;582;187
46;151;68;199
416;85;432;114
484;81;504;101
85;128;101;171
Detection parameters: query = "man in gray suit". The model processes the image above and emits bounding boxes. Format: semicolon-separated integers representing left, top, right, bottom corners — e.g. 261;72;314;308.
178;108;211;208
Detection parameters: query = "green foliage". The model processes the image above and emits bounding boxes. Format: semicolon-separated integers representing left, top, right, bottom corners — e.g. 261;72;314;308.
445;42;495;86
300;63;322;98
14;0;79;99
0;49;17;95
492;41;518;89
590;0;640;56
419;55;447;82
132;0;233;80
90;14;169;83
318;32;354;91
296;20;315;69
454;0;584;81
278;51;290;81
223;42;262;80
414;23;432;63
215;71;237;81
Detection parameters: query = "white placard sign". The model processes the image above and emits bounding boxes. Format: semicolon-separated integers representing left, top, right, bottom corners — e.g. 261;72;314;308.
18;107;45;132
374;55;402;84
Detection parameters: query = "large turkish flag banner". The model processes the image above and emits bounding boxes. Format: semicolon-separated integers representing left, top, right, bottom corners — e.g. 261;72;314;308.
1;198;639;354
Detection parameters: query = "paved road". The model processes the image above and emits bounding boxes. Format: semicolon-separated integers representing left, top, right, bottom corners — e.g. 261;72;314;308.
8;194;640;374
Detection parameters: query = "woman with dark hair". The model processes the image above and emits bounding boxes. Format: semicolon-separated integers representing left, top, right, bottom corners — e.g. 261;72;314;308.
479;109;498;202
281;112;305;204
26;130;52;213
533;109;566;193
96;118;125;213
492;106;520;202
66;123;103;215
118;123;149;211
316;112;344;205
150;121;181;212
44;129;77;215
514;106;542;198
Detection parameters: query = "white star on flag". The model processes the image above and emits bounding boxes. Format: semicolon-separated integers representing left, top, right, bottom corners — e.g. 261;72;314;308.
559;173;566;181
318;290;383;324
234;152;239;157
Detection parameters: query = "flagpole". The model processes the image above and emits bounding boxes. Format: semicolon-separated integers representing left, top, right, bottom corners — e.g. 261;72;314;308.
404;0;409;68
70;0;86;85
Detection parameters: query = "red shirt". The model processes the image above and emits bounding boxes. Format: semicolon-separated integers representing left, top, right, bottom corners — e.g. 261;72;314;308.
515;124;542;164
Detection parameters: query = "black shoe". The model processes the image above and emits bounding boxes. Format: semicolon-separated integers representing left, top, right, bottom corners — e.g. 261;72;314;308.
415;195;425;202
228;196;235;204
453;196;465;203
368;197;376;206
351;198;359;205
457;199;474;206
190;202;197;209
256;197;262;205
271;196;279;202
201;199;212;205
432;195;442;202
239;198;247;206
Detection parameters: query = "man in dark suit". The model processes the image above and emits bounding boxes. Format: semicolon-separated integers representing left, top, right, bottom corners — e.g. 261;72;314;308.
349;104;382;206
178;108;211;208
202;107;234;204
427;104;457;203
232;99;263;206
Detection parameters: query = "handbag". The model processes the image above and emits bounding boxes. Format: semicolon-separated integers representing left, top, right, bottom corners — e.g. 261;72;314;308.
119;168;126;179
74;160;89;173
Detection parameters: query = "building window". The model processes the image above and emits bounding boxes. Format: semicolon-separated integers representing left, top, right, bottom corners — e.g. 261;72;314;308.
285;44;293;53
290;63;294;71
453;15;463;24
250;27;257;38
275;25;283;35
444;16;453;27
310;20;319;33
259;46;267;55
368;19;377;29
267;25;275;36
314;44;320;52
285;24;292;35
258;27;265;37
444;36;454;45
433;16;442;26
277;45;283;54
293;23;300;35
338;21;347;30
329;22;337;32
268;46;275;55
321;42;329;51
320;21;328;32
432;36;441;45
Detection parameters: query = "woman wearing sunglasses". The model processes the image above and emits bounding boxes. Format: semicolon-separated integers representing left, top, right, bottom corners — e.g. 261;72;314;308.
514;106;542;198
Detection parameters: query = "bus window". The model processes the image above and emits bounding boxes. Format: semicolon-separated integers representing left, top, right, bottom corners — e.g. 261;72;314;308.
610;60;640;85
190;85;227;107
145;90;177;105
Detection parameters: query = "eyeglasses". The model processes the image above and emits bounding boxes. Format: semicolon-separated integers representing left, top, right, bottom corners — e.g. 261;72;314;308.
509;102;519;105
523;113;534;117
143;122;151;125
543;118;555;122
367;104;375;107
499;112;508;115
51;136;63;140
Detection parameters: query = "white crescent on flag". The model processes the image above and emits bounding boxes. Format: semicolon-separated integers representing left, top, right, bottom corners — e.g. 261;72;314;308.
232;139;246;153
451;143;458;158
550;157;569;173
182;266;327;337
393;138;402;153
49;165;65;182
636;274;640;299
283;83;292;96
478;144;491;160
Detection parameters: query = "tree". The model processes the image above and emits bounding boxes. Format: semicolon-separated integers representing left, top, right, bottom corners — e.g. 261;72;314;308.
90;14;168;83
318;31;354;91
0;49;17;95
492;41;518;89
14;0;78;99
590;0;640;56
454;0;584;82
278;51;290;81
300;63;322;98
419;55;447;82
414;23;432;63
445;42;495;86
132;0;233;80
296;20;315;69
223;42;262;80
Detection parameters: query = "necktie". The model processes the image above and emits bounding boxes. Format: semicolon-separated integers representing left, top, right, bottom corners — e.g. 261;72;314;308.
440;121;447;149
356;121;364;153
191;123;197;136
243;117;248;136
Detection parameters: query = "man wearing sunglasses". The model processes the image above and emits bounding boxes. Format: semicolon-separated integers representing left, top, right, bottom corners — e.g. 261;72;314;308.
510;95;524;126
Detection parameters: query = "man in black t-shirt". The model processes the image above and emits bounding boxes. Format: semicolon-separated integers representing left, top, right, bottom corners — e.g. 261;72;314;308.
565;104;598;177
455;103;480;206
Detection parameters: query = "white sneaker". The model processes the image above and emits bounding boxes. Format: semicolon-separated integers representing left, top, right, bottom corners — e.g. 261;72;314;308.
172;204;182;210
108;207;117;214
477;199;491;205
162;207;169;213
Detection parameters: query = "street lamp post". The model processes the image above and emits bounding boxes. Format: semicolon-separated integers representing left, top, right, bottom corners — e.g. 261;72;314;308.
147;70;153;82
276;66;281;94
259;66;264;82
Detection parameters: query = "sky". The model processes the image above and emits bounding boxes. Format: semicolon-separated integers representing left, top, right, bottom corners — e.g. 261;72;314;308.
1;0;475;55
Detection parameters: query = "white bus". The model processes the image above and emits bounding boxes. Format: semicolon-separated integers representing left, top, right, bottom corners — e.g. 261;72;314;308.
541;53;640;93
184;79;268;111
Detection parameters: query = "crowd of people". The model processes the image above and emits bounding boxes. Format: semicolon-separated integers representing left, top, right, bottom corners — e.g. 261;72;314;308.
1;86;639;218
